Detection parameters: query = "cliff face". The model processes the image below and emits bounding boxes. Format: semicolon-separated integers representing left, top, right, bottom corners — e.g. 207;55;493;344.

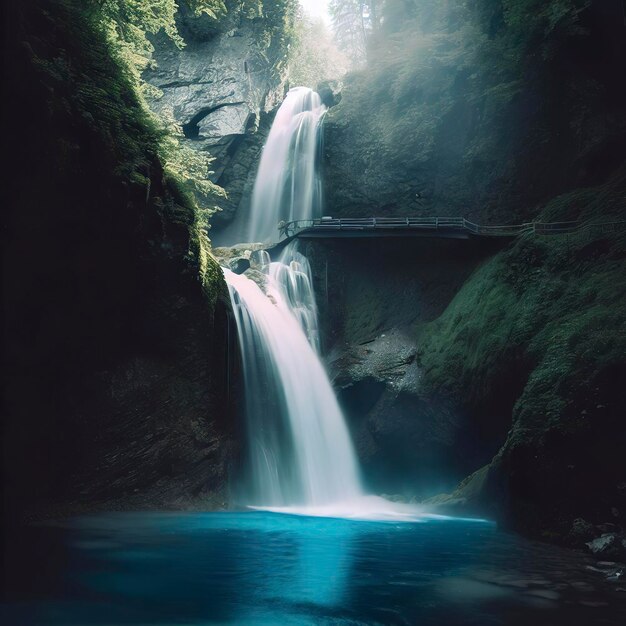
304;238;504;499
144;4;286;237
418;171;626;542
323;0;626;225
317;0;626;545
3;0;236;521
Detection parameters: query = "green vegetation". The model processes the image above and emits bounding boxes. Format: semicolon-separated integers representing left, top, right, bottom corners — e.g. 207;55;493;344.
415;168;626;533
325;0;624;223
259;0;299;79
289;13;349;88
93;0;230;225
328;0;369;66
80;0;298;229
418;168;626;406
21;0;225;298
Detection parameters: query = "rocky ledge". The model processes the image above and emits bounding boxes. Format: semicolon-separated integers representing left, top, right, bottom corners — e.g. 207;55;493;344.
144;6;286;228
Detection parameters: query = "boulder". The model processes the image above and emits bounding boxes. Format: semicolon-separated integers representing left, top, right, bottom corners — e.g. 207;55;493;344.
229;257;250;274
568;518;596;545
586;534;626;561
317;79;342;108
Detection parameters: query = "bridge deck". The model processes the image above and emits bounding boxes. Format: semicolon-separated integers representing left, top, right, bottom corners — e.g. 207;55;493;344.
264;217;625;252
278;217;592;240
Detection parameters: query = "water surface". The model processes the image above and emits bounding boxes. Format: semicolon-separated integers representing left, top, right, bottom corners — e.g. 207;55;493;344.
3;512;625;625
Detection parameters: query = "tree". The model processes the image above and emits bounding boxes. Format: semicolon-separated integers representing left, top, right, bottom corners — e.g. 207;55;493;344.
289;12;350;87
329;0;367;66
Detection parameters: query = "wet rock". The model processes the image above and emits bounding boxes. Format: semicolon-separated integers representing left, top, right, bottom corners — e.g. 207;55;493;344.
242;268;268;291
317;79;342;108
569;518;596;544
229;257;250;274
423;465;492;517
329;328;472;497
249;249;271;270
331;328;420;393
213;243;265;262
586;534;626;560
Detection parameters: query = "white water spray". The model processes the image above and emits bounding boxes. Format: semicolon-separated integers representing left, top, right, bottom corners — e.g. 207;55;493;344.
223;88;427;520
225;245;362;507
247;87;326;243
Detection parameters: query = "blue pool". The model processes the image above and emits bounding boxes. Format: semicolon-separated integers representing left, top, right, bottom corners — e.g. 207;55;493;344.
2;511;625;625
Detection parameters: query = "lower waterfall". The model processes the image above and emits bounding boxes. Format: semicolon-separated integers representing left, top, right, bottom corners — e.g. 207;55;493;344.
225;244;362;508
225;245;426;520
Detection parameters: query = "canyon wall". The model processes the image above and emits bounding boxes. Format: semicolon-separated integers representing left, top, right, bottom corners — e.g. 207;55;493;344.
3;0;238;521
315;0;626;545
144;3;286;242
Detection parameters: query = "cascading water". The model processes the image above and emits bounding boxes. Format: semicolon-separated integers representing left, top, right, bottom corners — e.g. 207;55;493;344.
224;88;423;519
247;87;326;243
225;243;362;508
269;245;321;353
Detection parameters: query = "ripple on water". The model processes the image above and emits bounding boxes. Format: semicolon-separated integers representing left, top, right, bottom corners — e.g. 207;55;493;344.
1;511;625;626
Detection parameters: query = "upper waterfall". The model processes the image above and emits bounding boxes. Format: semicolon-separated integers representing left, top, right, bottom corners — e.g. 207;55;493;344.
247;87;326;243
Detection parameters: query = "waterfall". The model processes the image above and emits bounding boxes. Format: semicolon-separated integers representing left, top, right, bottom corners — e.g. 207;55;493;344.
224;244;362;507
247;87;326;243
223;88;424;519
269;245;321;353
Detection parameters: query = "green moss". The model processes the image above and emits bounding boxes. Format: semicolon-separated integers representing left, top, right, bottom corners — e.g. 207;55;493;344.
418;167;626;435
23;0;226;307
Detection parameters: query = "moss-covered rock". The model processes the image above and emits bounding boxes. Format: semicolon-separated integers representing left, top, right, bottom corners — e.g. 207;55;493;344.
3;0;236;521
418;169;626;538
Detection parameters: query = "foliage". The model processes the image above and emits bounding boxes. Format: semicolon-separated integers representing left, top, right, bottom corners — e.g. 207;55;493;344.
329;0;367;66
416;168;626;428
90;0;299;217
96;1;227;80
42;0;227;284
85;0;233;218
156;109;226;224
289;12;350;88
258;0;299;78
187;0;228;18
502;0;591;52
412;166;626;531
325;0;625;224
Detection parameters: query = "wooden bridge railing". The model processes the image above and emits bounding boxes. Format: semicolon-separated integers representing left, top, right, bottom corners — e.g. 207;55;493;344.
278;217;626;240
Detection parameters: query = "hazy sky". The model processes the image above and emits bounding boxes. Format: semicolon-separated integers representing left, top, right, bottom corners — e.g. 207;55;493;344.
299;0;331;25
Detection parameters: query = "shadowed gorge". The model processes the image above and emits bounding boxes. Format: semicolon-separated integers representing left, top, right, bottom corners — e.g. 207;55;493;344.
2;0;235;520
2;0;626;623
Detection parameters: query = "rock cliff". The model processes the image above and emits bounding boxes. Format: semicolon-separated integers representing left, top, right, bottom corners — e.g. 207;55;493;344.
316;0;626;546
3;0;237;521
144;4;286;236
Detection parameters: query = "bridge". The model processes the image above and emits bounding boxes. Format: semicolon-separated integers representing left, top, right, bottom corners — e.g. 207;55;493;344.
276;216;625;243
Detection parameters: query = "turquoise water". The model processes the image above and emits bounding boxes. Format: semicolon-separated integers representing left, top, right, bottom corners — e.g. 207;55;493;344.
2;511;625;625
